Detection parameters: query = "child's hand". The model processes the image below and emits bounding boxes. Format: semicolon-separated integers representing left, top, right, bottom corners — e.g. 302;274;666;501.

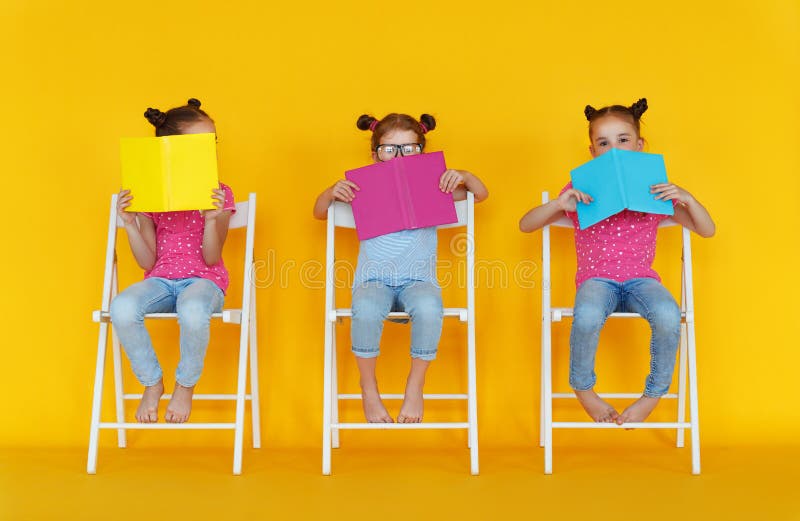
557;188;593;212
651;183;691;207
439;169;465;193
201;188;227;221
117;189;137;225
331;179;359;203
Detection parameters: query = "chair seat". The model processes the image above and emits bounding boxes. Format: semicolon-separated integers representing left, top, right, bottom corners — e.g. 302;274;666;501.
331;307;468;322
550;307;688;322
92;309;242;324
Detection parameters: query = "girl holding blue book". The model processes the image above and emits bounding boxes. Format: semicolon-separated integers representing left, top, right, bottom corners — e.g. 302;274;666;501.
313;113;488;423
519;99;715;425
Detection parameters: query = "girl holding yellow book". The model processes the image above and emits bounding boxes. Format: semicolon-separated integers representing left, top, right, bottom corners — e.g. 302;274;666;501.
111;98;236;424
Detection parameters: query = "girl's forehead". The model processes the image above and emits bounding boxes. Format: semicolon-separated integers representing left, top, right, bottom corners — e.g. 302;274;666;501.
591;115;637;136
379;128;419;143
182;118;216;134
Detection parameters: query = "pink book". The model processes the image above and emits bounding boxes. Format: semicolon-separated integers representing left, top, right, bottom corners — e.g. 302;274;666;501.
344;151;458;241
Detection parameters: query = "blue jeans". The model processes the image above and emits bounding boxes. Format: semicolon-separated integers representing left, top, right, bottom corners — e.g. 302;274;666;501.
351;281;443;361
569;277;681;398
109;277;224;387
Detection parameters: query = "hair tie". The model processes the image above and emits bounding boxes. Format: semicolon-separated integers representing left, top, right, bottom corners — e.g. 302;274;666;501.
419;122;429;134
368;119;379;132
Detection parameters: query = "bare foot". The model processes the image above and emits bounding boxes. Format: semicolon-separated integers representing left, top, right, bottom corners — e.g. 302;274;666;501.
575;389;619;423
617;396;660;426
165;383;195;423
398;377;424;424
135;380;164;423
361;382;393;423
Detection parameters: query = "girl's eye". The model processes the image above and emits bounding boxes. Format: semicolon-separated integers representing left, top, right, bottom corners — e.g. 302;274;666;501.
620;138;629;143
598;141;608;147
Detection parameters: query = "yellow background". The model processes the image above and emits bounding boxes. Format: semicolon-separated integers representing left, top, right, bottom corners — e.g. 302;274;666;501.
1;0;798;454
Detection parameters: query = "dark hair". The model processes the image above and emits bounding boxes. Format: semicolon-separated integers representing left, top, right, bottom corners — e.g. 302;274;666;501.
584;98;648;138
356;113;436;150
143;98;214;137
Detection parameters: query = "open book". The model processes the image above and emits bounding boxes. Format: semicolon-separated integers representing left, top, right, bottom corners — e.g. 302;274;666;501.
120;133;219;212
570;148;674;229
345;151;458;240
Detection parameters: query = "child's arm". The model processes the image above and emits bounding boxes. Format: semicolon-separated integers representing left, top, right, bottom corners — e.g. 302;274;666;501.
313;179;360;220
651;183;715;237
519;188;592;232
117;189;157;270
441;170;489;202
201;188;233;265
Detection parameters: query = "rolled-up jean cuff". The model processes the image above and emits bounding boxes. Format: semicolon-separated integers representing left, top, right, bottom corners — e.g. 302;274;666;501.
351;346;380;359
411;349;437;361
644;389;668;398
140;373;163;387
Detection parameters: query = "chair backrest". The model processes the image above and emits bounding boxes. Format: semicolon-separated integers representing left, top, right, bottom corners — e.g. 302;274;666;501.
100;193;257;311
324;193;475;312
540;191;694;314
114;199;253;229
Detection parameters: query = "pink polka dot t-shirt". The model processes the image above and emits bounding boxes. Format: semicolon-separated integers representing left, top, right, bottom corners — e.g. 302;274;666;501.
560;182;674;289
142;183;236;293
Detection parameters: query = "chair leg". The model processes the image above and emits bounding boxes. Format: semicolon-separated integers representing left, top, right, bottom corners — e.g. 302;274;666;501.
111;329;127;448
232;315;250;475
322;319;333;475
543;319;553;475
331;327;340;450
249;293;262;449
87;323;109;474
676;323;688;448
467;318;479;476
687;319;701;475
539;324;545;449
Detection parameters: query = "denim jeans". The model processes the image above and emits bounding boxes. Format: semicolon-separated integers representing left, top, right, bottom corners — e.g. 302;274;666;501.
109;277;224;387
569;277;681;398
351;281;443;361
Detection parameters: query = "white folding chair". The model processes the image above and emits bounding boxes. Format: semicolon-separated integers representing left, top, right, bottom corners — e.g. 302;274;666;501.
539;191;700;474
87;193;260;475
322;192;478;475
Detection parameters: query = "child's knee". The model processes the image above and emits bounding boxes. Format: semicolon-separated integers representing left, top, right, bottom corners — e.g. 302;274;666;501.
649;301;681;332
109;295;139;326
177;300;214;329
572;306;606;334
351;299;389;324
404;294;443;320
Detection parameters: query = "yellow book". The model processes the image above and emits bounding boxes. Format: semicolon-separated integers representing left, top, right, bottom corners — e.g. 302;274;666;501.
120;133;219;212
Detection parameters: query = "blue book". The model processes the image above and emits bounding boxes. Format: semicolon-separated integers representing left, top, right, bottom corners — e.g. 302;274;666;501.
569;148;674;230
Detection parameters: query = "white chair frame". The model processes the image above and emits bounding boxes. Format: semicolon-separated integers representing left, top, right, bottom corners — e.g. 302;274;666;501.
322;192;478;475
539;191;700;474
87;193;260;475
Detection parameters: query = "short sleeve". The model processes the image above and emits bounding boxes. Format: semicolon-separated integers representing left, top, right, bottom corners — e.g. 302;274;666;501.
219;183;237;214
557;181;579;226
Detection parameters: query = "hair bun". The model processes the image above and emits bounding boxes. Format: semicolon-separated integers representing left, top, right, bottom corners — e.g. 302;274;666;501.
187;98;202;108
144;107;167;127
629;98;648;119
419;114;436;133
584;105;597;121
356;114;378;131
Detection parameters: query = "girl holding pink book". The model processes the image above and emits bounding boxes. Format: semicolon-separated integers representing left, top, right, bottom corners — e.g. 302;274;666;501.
313;113;488;423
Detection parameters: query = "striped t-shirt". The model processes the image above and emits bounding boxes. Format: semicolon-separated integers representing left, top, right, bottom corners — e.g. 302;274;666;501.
352;227;438;288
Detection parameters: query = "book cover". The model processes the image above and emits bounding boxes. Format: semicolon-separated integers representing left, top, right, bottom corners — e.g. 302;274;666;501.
120;133;219;212
344;151;458;240
570;148;674;229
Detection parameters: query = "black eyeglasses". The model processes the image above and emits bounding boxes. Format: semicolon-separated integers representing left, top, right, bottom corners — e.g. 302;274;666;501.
375;143;423;161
